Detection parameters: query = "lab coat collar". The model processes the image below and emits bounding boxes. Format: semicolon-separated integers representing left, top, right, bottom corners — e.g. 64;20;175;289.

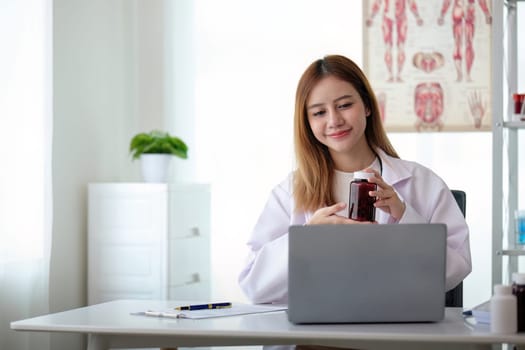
374;148;412;186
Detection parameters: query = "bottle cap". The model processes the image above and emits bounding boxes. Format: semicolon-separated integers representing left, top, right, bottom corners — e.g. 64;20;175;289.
512;273;525;285
494;284;512;295
513;93;525;102
353;171;374;181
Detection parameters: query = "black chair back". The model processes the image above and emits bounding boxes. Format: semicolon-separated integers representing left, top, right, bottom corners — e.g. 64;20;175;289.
445;190;466;307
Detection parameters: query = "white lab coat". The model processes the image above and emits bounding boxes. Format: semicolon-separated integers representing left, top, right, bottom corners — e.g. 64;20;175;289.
238;149;472;304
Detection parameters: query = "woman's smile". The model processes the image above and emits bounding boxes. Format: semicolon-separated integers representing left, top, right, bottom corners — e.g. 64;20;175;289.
327;129;351;139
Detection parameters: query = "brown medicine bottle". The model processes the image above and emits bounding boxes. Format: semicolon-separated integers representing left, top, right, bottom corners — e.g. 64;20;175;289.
512;272;525;332
348;171;377;222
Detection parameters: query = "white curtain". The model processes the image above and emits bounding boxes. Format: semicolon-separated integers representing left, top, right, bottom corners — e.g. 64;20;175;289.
0;1;52;349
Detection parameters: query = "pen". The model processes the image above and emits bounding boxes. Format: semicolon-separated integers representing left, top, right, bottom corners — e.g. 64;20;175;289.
462;310;472;317
175;302;232;311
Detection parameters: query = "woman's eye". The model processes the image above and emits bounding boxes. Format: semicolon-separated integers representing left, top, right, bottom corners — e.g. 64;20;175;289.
312;110;326;117
338;102;352;109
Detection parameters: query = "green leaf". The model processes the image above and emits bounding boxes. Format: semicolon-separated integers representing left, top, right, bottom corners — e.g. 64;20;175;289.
129;130;189;160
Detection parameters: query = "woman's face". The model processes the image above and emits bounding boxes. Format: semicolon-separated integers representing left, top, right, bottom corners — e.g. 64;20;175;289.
306;75;370;160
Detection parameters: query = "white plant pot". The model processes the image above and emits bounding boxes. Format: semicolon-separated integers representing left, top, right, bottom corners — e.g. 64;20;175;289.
140;154;172;183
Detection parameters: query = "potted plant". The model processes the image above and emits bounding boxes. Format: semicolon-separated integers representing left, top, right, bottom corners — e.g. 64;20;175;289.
129;130;188;183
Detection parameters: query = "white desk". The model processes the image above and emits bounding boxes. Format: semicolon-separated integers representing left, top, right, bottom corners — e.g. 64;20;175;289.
9;299;525;350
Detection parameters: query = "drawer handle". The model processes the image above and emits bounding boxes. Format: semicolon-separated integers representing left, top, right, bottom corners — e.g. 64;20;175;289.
185;273;200;285
190;227;200;237
171;227;202;239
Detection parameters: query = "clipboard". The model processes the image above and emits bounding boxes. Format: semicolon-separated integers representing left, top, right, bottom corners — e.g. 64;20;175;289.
132;302;287;319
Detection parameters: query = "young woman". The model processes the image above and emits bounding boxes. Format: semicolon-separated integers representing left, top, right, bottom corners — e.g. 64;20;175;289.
238;54;471;305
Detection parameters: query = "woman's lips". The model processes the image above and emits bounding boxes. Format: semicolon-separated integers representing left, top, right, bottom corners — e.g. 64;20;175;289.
328;129;351;138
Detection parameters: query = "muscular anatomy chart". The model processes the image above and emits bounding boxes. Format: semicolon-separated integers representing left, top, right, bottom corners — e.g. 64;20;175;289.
414;82;444;131
366;0;424;82
438;0;492;82
363;0;492;132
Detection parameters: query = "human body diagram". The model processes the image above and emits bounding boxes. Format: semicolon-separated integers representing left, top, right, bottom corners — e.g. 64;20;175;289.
366;0;423;83
437;0;492;82
365;0;492;131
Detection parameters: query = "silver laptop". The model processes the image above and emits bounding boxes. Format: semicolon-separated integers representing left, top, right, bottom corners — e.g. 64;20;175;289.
288;224;446;324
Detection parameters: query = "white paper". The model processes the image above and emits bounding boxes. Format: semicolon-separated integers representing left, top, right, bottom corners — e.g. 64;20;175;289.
133;303;287;319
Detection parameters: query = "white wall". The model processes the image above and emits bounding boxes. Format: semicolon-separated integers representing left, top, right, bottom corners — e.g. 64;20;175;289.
192;0;363;302
51;1;157;349
189;0;493;308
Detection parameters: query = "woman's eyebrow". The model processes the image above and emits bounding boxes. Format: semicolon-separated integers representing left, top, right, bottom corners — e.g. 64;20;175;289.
307;102;324;110
334;94;353;102
307;94;354;110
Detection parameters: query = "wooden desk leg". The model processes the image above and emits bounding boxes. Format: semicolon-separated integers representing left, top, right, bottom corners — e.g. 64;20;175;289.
87;334;109;350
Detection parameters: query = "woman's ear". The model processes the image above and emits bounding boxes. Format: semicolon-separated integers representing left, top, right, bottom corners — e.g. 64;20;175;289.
366;107;371;117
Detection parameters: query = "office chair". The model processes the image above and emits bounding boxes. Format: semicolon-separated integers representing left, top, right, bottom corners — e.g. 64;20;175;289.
445;189;466;308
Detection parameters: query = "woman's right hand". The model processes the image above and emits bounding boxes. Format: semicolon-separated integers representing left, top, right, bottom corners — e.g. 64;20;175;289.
307;202;372;225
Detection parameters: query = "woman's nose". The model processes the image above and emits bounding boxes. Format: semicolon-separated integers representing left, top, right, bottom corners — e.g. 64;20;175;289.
327;109;344;127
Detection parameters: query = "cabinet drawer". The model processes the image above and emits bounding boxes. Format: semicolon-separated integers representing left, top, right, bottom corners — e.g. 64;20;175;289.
168;280;211;301
94;289;162;303
89;244;167;304
168;184;210;239
95;245;163;277
168;237;210;285
89;184;168;244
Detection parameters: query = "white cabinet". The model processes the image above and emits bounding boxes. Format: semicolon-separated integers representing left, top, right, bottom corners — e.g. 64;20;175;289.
88;183;210;305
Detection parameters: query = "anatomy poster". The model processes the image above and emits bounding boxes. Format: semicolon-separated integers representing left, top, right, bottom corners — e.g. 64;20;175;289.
363;0;492;132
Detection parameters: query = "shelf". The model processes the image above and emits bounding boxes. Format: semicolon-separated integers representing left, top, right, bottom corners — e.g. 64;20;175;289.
492;0;522;287
497;249;525;256
501;121;525;129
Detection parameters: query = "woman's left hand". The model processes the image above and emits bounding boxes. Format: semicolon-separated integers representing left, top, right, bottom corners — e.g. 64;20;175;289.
365;168;406;221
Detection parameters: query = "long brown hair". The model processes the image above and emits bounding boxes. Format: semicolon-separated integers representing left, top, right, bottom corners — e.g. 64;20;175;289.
293;55;398;212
